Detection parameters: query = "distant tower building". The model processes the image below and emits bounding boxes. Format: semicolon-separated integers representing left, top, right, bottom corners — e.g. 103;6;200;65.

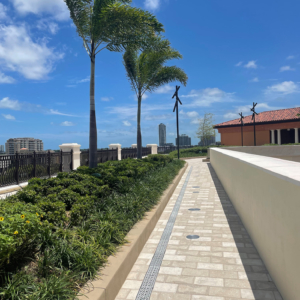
176;134;191;146
159;123;166;146
5;138;44;155
0;145;4;153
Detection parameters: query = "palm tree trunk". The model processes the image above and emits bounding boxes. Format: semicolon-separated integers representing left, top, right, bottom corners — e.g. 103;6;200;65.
137;93;142;159
89;43;98;168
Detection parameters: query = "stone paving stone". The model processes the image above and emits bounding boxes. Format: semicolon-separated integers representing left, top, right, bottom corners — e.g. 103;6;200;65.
115;159;282;300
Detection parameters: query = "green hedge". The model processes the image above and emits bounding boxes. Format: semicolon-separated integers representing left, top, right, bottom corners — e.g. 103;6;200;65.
0;154;185;299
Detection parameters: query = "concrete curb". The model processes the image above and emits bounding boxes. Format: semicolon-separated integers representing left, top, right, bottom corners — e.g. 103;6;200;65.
77;162;188;300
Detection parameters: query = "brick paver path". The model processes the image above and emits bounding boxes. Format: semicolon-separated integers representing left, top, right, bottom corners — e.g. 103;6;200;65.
115;159;282;300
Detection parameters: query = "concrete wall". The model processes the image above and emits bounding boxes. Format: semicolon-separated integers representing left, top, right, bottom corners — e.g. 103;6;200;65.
220;145;300;162
210;148;300;300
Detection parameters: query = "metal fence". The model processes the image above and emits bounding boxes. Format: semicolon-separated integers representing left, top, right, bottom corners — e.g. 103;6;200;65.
80;148;118;166
121;148;137;160
0;150;73;187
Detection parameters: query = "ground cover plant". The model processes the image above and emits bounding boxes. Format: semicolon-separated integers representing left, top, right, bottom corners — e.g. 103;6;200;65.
0;154;185;299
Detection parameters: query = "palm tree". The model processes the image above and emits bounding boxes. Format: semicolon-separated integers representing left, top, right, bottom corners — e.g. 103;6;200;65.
64;0;164;168
123;38;188;159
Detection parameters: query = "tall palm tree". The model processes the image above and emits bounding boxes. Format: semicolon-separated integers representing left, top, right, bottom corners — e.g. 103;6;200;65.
123;38;188;159
64;0;164;168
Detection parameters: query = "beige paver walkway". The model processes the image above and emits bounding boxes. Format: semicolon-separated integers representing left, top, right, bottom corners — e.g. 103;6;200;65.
115;159;282;300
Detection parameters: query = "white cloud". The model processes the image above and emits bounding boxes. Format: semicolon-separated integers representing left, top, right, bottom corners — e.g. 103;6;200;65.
249;77;259;82
235;61;243;67
2;114;15;120
168;132;175;136
60;121;75;126
186;111;199;118
223;112;238;119
49;109;77;117
0;97;21;110
286;55;295;60
154;84;173;94
122;120;131;126
144;114;173;121
77;76;90;83
182;88;235;107
0;3;8;19
145;0;160;10
265;81;299;95
101;97;113;102
244;61;257;69
0;25;64;80
223;103;282;120
191;119;199;124
279;65;295;72
37;19;59;35
0;72;15;83
10;0;69;21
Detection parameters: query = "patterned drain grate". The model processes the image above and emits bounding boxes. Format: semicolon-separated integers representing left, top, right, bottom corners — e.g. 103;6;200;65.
193;192;199;193
188;208;201;211
135;167;193;300
192;186;200;188
186;235;200;240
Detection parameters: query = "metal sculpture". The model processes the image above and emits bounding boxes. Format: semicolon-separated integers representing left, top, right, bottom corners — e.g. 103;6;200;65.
250;102;258;146
173;86;182;159
239;112;245;146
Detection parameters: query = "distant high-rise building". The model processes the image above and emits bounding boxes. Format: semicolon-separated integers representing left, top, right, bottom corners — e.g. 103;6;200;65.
159;123;166;146
198;135;216;146
0;145;4;153
176;134;191;146
5;138;44;155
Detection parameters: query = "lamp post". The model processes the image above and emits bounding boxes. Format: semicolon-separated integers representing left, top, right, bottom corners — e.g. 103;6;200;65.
172;86;182;159
250;102;258;146
239;112;244;146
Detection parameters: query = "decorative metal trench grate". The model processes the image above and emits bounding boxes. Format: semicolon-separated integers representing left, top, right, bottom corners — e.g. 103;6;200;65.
135;167;193;300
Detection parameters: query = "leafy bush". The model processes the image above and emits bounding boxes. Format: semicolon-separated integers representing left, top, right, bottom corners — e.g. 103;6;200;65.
0;155;185;299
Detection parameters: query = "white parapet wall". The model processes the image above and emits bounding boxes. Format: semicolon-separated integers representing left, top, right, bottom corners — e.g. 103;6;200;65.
210;148;300;300
109;144;122;161
147;144;157;155
220;145;300;162
59;143;81;170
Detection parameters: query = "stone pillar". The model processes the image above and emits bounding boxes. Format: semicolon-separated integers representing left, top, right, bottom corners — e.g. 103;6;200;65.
131;144;137;148
295;128;299;143
277;129;281;145
109;144;121;160
59;143;81;170
271;130;275;144
147;144;158;154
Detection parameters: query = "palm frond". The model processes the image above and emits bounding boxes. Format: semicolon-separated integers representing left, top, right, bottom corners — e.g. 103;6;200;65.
145;66;188;93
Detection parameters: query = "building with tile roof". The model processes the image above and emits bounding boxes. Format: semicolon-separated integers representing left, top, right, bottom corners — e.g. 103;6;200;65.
214;107;300;146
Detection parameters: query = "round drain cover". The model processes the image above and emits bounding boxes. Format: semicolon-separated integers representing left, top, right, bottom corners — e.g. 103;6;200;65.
188;208;201;211
186;235;200;240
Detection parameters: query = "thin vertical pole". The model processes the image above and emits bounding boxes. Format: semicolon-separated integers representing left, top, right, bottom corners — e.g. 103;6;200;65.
253;115;256;146
33;151;37;177
70;149;73;171
15;151;19;184
60;150;63;172
241;126;243;146
176;103;180;159
48;150;51;178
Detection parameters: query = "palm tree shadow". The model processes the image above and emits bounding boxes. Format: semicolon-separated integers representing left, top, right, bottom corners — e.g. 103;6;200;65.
206;163;282;300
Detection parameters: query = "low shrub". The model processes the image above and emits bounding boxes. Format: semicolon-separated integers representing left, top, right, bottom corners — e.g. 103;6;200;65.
0;155;185;299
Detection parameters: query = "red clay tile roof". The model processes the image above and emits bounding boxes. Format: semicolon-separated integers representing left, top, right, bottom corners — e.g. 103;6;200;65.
214;107;300;128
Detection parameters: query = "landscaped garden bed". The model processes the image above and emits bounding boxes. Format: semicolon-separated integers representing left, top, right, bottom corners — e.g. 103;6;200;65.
0;154;185;300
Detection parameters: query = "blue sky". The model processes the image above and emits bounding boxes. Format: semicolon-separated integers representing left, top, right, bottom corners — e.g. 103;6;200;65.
0;0;300;150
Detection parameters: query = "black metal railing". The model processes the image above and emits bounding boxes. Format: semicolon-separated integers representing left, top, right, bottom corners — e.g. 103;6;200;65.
142;147;151;157
80;148;118;166
121;148;137;160
0;150;73;187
